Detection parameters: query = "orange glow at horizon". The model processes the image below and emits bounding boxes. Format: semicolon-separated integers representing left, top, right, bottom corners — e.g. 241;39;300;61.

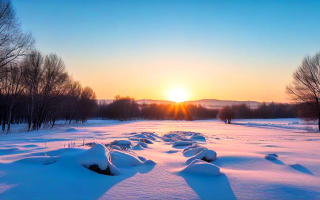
68;52;292;103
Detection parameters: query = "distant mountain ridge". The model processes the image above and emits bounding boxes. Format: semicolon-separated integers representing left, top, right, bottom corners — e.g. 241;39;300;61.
98;99;261;109
186;99;261;109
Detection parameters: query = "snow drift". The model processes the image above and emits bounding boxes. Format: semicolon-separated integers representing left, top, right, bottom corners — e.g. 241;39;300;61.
79;144;121;175
182;159;221;176
110;149;143;167
186;149;217;164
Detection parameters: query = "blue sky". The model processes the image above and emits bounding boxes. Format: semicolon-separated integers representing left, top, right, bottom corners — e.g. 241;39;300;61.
11;0;320;101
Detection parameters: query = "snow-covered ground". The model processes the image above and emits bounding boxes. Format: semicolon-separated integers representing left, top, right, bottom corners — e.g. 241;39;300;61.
0;119;320;199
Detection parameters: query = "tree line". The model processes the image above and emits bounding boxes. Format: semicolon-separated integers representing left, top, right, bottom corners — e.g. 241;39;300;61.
0;1;97;132
217;103;298;123
97;96;299;122
97;96;219;121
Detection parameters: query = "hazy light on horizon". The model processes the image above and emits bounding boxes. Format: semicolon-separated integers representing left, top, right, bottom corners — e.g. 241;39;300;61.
11;0;320;102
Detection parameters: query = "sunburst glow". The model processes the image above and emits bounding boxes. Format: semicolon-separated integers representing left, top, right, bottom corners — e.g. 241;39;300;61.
169;88;188;102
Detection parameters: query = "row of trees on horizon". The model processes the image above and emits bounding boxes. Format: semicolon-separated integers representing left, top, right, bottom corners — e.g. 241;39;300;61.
97;96;299;122
217;103;298;124
97;96;219;121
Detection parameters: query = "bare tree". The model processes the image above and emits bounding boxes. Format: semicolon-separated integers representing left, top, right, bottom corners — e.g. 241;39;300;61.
78;87;97;123
22;51;44;130
218;106;235;124
22;51;70;130
35;53;69;129
65;80;82;124
4;64;24;132
0;1;33;71
286;52;320;131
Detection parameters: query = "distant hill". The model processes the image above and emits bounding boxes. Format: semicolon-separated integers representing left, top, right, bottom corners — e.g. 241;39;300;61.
186;99;261;109
98;99;261;109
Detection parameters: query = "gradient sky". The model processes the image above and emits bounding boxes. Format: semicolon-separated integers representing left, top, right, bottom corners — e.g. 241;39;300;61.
11;0;320;102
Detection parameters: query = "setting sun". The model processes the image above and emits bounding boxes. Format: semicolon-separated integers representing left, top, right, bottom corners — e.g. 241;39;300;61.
169;88;188;102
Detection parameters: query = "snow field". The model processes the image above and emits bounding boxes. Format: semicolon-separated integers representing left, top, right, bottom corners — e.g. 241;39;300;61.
0;119;319;199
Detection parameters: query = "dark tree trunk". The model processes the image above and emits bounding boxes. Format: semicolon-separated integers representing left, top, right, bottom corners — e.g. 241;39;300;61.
7;99;14;133
51;119;55;128
2;114;6;131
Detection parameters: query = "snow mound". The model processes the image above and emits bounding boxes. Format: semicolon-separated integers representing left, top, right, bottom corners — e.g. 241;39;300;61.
186;149;217;164
147;135;156;141
182;159;221;176
110;140;132;149
265;153;278;160
129;137;140;141
130;132;159;142
60;144;146;175
79;144;121;175
66;128;78;132
182;145;208;157
144;160;156;165
131;134;148;139
162;131;206;146
110;150;143;167
138;156;146;162
139;138;154;144
137;142;148;148
190;135;206;141
162;132;192;142
166;150;179;154
141;132;159;139
111;140;131;146
132;144;144;150
173;141;194;147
